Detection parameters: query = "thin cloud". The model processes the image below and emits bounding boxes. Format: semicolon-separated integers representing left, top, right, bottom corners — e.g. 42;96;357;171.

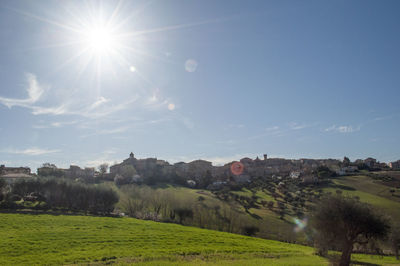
82;149;122;168
1;147;61;156
248;125;283;140
325;125;360;133
79;126;130;139
144;88;177;112
372;113;399;122
0;73;44;108
31;104;69;115
227;124;245;129
33;120;80;129
288;122;313;130
0;73;138;119
265;126;280;131
30;96;137;118
216;139;236;145
88;96;109;110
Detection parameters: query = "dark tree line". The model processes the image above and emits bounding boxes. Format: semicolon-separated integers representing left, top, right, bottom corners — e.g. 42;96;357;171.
1;178;118;214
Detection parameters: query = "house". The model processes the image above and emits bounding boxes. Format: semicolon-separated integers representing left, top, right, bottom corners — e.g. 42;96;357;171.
389;160;400;170
186;180;196;188
364;158;377;168
337;166;358;175
37;164;95;179
65;165;95;179
0;164;32;184
207;180;227;190
290;171;301;179
0;165;31;176
336;169;346;176
240;157;253;165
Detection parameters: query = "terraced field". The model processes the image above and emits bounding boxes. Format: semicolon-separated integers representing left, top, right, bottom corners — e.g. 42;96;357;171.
0;213;398;265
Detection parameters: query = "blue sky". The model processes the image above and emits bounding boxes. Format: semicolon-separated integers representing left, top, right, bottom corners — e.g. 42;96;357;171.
0;0;399;171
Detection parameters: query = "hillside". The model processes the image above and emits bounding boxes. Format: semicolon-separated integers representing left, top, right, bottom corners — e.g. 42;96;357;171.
0;213;397;265
114;172;400;244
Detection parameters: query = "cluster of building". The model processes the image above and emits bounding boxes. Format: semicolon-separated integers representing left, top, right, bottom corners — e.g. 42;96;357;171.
0;165;31;176
0;165;31;183
389;160;400;169
37;164;96;180
1;153;400;187
109;153;400;187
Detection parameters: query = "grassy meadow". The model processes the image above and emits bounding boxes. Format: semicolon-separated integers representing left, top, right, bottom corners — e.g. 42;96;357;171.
0;213;398;265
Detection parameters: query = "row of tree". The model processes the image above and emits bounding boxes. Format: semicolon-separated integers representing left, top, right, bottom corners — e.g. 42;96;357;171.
0;178;118;214
118;185;258;235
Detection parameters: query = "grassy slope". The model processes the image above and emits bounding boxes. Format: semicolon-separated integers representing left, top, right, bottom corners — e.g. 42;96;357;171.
0;213;397;265
134;174;400;243
131;173;400;239
323;175;400;220
148;186;300;242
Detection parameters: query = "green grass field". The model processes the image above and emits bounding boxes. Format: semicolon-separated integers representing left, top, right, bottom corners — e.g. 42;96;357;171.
0;213;398;265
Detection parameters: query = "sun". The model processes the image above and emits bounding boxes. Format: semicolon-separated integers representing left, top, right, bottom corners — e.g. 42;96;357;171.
82;25;117;55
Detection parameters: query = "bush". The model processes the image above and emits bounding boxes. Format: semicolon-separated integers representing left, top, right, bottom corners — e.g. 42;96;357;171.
242;225;259;236
174;208;194;224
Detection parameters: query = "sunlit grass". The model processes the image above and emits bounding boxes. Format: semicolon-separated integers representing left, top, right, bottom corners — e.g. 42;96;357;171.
0;213;398;265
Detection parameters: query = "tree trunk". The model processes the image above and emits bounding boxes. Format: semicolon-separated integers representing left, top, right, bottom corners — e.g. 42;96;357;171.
339;241;353;266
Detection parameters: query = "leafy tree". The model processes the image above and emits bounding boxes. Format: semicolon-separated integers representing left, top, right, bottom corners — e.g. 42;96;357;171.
174;208;193;224
120;165;137;178
41;163;57;169
98;163;109;175
198;170;213;188
312;195;389;266
0;178;5;201
316;166;335;178
114;174;129;187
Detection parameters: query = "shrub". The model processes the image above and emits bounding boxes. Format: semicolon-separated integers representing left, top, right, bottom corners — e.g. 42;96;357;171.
242;225;259;236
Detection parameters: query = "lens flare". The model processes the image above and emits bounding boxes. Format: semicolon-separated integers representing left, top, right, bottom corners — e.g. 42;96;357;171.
167;103;175;110
230;161;244;175
293;217;308;233
185;59;198;72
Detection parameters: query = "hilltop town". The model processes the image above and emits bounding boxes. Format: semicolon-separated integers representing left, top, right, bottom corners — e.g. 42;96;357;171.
1;153;399;189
